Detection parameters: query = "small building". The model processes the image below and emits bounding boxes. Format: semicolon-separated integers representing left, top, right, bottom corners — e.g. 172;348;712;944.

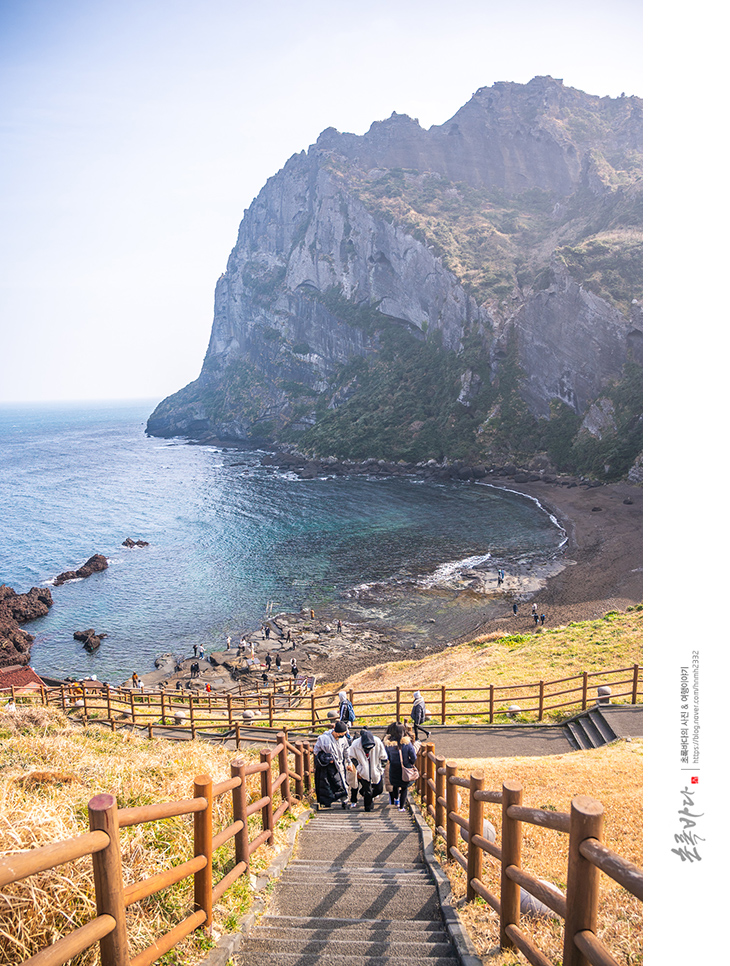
0;664;46;695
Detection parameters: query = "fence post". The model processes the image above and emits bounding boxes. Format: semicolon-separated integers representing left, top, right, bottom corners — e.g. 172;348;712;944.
303;741;312;794
425;742;435;816
160;690;166;726
260;750;274;844
278;731;292;807
82;684;89;718
227;694;233;729
61;685;67;712
632;664;639;704
563;795;604;966
435;755;446;834
538;681;544;721
235;721;241;750
88;793;131;966
417;745;427;800
311;693;316;727
268;693;274;728
395;686;401;722
106;684;112;722
441;685;446;725
489;684;494;724
466;771;485;902
231;759;250;872
500;780;523;949
193;774;213;933
582;671;588;711
294;741;305;799
445;762;458;856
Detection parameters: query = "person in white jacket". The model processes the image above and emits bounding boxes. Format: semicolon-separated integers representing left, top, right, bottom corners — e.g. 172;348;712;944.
348;728;388;811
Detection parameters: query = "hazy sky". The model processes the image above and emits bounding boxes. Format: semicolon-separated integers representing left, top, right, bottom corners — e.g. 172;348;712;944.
0;0;644;404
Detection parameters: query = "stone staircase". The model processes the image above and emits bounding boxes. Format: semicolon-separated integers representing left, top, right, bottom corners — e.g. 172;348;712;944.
234;803;461;966
563;704;643;751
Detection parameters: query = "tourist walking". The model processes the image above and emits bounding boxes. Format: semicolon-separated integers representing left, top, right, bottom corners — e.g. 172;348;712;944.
348;728;387;811
410;690;430;740
290;658;298;678
385;722;418;811
313;721;349;809
512;603;518;616
265;653;272;671
275;653;281;671
338;689;356;726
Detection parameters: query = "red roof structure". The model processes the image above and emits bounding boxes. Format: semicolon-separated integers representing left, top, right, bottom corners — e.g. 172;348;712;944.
0;664;45;693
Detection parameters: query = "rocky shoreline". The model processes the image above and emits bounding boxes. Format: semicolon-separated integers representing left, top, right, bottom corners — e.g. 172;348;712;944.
124;453;642;693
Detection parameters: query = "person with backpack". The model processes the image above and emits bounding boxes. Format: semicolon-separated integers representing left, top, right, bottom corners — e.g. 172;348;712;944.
410;690;430;740
313;720;349;809
338;689;356;726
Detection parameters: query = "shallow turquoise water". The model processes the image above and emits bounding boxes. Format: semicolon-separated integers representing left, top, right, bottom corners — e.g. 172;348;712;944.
0;401;564;682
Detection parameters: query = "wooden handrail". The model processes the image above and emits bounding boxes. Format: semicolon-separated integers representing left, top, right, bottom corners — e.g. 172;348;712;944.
417;740;642;966
2;734;312;966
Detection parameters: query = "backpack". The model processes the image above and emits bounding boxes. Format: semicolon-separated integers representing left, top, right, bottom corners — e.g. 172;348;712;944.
342;700;356;723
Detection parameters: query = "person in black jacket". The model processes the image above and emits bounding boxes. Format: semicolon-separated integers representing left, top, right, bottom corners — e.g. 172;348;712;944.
410;690;430;740
384;722;418;811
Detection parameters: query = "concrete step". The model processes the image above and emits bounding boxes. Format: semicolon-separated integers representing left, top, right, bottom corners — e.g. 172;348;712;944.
267;883;442;921
256;914;448;936
236;954;459;966
241;936;455;958
588;708;618;744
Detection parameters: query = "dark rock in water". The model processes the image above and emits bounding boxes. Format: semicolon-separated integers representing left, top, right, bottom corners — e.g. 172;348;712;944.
0;585;54;667
74;628;106;652
54;554;109;586
122;537;149;547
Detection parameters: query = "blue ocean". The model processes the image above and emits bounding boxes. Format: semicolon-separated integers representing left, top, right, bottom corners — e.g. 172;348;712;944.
0;401;565;683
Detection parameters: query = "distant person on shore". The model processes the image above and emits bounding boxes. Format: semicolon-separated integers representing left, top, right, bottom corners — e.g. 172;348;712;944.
540;613;546;625
265;653;272;671
534;613;539;625
199;645;206;661
532;603;538;617
313;720;349;809
338;690;356;726
193;644;199;658
348;728;388;811
226;636;232;650
290;658;298;678
264;625;270;639
337;619;342;633
131;672;140;689
285;629;292;645
410;691;430;740
385;722;418;811
275;654;281;671
310;608;315;620
512;603;518;616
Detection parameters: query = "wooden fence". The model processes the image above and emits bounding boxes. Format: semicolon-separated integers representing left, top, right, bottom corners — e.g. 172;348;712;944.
416;742;643;966
7;663;642;738
0;732;313;966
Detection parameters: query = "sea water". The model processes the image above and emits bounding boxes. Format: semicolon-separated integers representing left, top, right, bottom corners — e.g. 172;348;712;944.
0;400;564;683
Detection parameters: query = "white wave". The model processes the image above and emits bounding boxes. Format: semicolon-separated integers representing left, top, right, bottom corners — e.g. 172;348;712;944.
417;552;492;588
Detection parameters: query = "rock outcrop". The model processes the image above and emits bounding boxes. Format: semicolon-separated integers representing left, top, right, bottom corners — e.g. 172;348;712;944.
53;554;109;587
0;585;54;668
147;76;642;477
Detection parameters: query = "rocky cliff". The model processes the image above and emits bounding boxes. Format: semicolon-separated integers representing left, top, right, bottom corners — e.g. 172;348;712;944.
148;76;642;478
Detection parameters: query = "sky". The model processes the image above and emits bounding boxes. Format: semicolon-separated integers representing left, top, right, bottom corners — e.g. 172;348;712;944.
0;0;644;405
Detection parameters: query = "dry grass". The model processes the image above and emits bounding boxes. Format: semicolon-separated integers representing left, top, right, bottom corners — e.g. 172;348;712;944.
421;740;643;965
0;705;306;966
318;608;643;725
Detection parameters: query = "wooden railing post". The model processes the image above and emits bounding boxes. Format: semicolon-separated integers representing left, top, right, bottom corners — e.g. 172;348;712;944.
538;681;544;721
61;685;67;712
268;693;274;728
632;664;639;704
260;750;274;843
466;771;485;902
235;722;241;750
435;755;446;834
227;694;233;729
88;793;131;966
441;685;446;725
582;671;588;710
563;795;604;966
278;731;292;807
106;684;112;722
417;745;427;800
294;741;305;799
425;742;435;815
311;693;316;727
193;775;213;932
160;690;166;726
303;741;312;794
231;759;250;871
395;686;401;722
489;684;494;723
130;691;136;725
500;780;523;949
445;761;458;855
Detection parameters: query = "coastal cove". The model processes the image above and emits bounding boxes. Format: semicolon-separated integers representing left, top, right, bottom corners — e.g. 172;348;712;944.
0;401;589;684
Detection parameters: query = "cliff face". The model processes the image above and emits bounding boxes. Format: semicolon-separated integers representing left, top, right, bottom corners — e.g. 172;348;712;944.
148;76;642;476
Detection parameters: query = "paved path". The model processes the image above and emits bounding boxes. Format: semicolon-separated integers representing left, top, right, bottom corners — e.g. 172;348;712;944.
234;801;462;966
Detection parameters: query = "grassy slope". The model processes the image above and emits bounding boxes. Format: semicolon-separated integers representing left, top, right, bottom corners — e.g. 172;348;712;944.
328;607;643;715
0;707;304;966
